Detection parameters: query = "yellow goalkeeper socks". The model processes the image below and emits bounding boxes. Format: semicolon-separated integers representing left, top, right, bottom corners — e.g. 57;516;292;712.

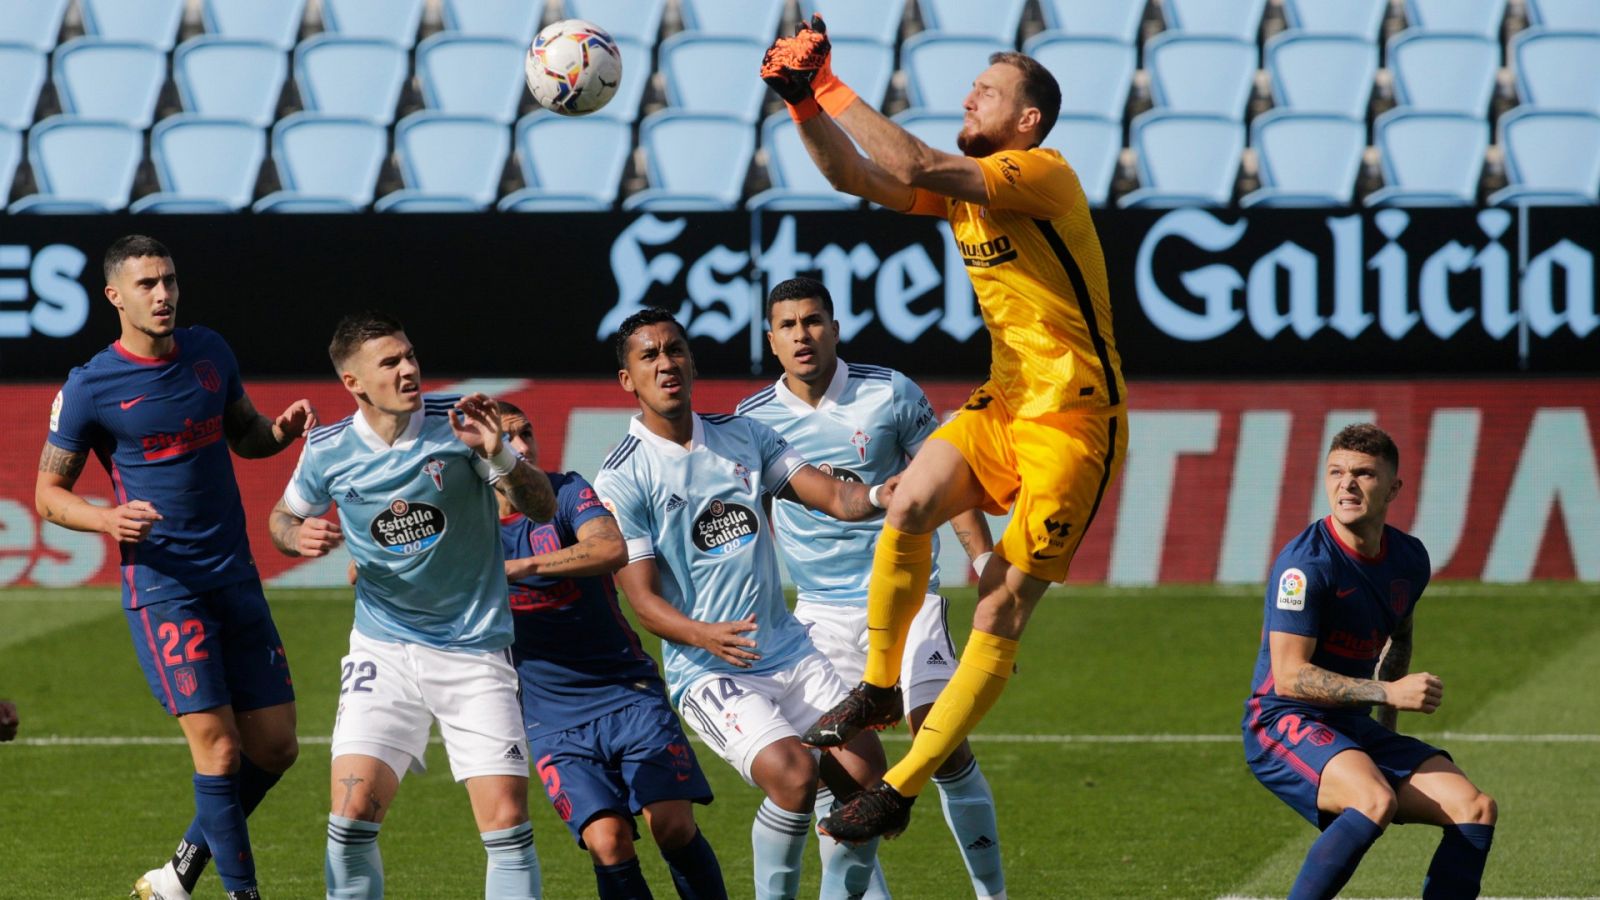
885;630;1018;797
863;526;934;689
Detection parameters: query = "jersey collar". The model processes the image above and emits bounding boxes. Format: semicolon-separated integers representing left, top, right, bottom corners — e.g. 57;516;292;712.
352;407;423;453
628;411;704;458
773;359;850;415
112;337;181;365
1323;516;1388;564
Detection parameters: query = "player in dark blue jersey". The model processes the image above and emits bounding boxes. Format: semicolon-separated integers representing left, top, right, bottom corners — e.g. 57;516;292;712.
1243;424;1497;900
34;236;316;900
494;402;727;900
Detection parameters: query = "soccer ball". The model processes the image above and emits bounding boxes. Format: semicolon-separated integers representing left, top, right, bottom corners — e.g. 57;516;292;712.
524;19;623;116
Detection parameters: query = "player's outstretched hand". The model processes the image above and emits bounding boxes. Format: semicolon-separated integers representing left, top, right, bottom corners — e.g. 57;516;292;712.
297;515;344;558
273;399;318;443
0;700;17;742
103;499;161;543
696;614;761;668
760;14;830;104
451;393;504;457
1384;671;1443;713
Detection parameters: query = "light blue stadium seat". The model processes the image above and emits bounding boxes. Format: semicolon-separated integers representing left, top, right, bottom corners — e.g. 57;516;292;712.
1024;33;1135;120
1512;29;1600;114
890;109;964;151
680;0;784;40
1404;0;1506;39
829;38;896;110
799;0;903;45
1526;0;1600;30
1266;32;1377;118
1120;110;1243;207
748;113;859;210
252;192;362;213
1163;0;1268;41
16;116;142;211
271;113;389;206
295;35;408;124
1387;30;1498;116
0;44;46;130
916;0;1027;42
1037;0;1146;42
1283;0;1388;38
321;0;424;47
0;127;20;201
9;197;121;213
1366;109;1488;206
902;34;1011;112
0;0;69;53
174;37;288;129
390;112;509;210
565;0;666;44
623;111;755;211
140;115;265;210
80;0;185;51
659;34;768;121
511;113;630;210
1241;110;1366;206
203;0;306;49
585;35;650;122
1489;108;1600;205
130;196;238;213
442;0;540;43
52;39;167;129
1145;34;1257;119
374;191;485;212
1044;114;1122;206
416;34;525;124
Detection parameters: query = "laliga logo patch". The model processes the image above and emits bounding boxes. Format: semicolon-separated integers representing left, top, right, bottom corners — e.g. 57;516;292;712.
692;498;757;556
1277;568;1307;611
49;390;62;432
370;498;447;555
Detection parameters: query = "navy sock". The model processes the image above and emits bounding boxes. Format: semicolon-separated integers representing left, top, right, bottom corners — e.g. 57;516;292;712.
595;857;653;900
1288;809;1383;900
1423;823;1494;899
175;756;283;892
192;772;255;892
660;828;728;900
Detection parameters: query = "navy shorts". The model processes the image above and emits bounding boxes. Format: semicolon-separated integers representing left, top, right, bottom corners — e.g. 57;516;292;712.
527;697;714;846
1244;707;1447;828
125;579;294;716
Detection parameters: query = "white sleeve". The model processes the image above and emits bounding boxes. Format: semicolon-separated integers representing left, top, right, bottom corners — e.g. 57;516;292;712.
594;468;655;561
282;444;332;518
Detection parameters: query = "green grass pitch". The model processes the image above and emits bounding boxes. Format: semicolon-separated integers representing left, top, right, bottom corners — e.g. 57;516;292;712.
2;583;1596;899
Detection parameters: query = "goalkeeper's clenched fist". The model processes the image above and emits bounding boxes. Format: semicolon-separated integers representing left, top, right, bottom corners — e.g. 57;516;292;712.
760;13;858;121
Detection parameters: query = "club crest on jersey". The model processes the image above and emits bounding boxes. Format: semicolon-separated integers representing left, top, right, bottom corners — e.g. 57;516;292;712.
193;359;221;393
370;498;446;555
849;429;871;462
692;499;758;556
422;457;446;490
732;462;750;490
1277;568;1307;610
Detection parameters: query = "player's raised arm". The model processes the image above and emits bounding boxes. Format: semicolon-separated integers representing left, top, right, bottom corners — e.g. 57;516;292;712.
223;393;318;459
505;515;627;582
1269;630;1442;714
450;393;557;522
779;465;895;522
268;497;343;558
613;557;761;667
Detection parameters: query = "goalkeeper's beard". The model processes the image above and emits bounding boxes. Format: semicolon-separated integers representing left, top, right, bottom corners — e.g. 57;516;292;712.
957;127;1000;159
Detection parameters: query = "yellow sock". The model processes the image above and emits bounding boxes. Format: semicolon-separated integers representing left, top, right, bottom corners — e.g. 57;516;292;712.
885;630;1018;797
863;526;934;689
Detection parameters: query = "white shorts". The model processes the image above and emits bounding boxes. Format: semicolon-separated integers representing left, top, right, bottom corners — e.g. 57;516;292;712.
676;649;848;785
794;594;957;712
331;630;531;783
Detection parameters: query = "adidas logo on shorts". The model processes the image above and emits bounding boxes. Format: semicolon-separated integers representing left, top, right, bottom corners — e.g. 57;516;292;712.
926;651;949;666
665;493;687;512
966;835;996;851
503;744;525;762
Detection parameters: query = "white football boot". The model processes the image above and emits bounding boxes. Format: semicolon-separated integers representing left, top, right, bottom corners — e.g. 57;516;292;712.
131;862;191;900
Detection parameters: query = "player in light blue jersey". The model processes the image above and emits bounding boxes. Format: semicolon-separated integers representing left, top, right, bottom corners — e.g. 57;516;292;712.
738;277;1007;900
269;311;556;900
595;308;894;900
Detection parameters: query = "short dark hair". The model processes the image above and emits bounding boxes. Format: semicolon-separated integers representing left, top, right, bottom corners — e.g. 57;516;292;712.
329;310;406;369
104;235;172;282
991;51;1061;143
1330;423;1400;473
613;307;689;368
765;276;834;322
498;400;528;422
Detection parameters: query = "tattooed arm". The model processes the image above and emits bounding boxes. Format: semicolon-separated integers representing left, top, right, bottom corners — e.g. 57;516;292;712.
779;465;893;522
505;515;626;581
224;394;316;459
1374;615;1416;729
493;458;558;522
1270;630;1441;714
268;498;344;558
36;442;163;540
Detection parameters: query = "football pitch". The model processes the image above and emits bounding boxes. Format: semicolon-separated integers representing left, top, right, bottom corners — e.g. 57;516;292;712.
2;583;1595;899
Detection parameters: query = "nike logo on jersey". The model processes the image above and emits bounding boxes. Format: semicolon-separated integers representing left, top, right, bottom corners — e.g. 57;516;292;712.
1336;587;1358;598
120;394;147;410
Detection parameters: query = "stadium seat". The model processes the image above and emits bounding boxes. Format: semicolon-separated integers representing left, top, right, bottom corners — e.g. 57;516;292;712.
1241;110;1366;206
565;0;667;44
0;44;46;130
390;112;510;210
9;197;120;214
294;36;409;124
415;34;525;124
902;34;1012;112
799;0;904;45
1387;31;1499;116
587;35;651;122
374;191;485;212
0;0;69;53
441;0;541;44
1120;111;1244;207
320;0;425;47
1283;0;1388;39
1526;0;1600;30
916;0;1028;42
658;34;768;121
271;113;389;207
623;110;756;211
829;38;896;111
1511;29;1600;114
16;116;142;212
1404;0;1507;39
52;39;167;130
680;0;784;40
1162;0;1269;41
1488;108;1600;205
0;127;20;201
1024;33;1136;120
891;110;964;152
512;113;630;210
174;37;288;129
1266;32;1377;118
129;196;238;213
79;0;184;51
1037;0;1146;43
747;113;859;210
1145;34;1258;119
252;192;362;213
1044;114;1122;206
140;115;265;211
1366;109;1488;206
203;0;307;50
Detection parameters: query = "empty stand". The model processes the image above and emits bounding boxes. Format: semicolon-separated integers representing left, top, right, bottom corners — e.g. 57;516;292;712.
799;0;904;45
679;0;784;41
0;44;45;131
1387;31;1499;116
294;35;408;124
1283;0;1388;39
0;128;19;202
1037;0;1146;43
0;0;70;53
891;110;965;152
589;35;651;122
1490;108;1600;205
1512;29;1600;114
901;34;1011;112
1367;109;1489;206
658;34;769;121
415;34;526;123
916;0;1027;42
1242;110;1366;206
829;38;897;111
52;39;168;129
1163;0;1268;41
441;0;541;44
1146;34;1258;119
1266;32;1377;118
1404;0;1507;39
747;113;860;210
511;113;631;210
1025;33;1136;120
1121;111;1244;207
15;117;142;211
565;0;666;44
252;193;361;213
79;0;185;51
270;113;389;207
1045;115;1122;207
203;0;306;50
1525;0;1600;30
389;112;510;209
320;0;425;47
142;115;266;210
174;37;289;129
623;111;755;210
